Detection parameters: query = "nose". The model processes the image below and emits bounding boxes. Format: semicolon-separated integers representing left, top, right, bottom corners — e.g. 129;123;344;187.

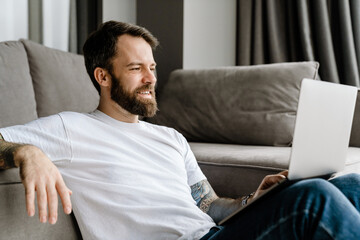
143;68;157;85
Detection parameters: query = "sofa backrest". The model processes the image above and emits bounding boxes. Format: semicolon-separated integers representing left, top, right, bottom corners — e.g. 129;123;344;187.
20;39;99;118
150;62;360;147
0;40;99;128
149;62;321;147
0;41;38;127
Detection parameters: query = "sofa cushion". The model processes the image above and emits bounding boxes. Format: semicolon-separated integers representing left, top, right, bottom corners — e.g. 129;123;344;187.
190;143;360;198
190;143;289;198
20;39;99;117
0;41;38;127
150;62;319;146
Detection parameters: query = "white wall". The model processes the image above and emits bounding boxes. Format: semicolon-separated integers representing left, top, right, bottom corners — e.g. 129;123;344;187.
43;0;70;51
103;0;136;24
0;0;237;63
0;0;28;42
183;0;237;69
0;0;70;51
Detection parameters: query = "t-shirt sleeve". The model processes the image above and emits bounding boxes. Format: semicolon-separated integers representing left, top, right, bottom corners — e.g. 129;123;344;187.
176;133;206;186
0;114;72;163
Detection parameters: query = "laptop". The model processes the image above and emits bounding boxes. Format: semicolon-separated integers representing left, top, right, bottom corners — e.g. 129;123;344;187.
219;78;358;225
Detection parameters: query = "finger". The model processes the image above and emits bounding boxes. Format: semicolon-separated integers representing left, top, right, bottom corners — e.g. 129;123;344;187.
279;170;289;177
25;182;36;217
269;174;286;184
261;174;286;190
47;185;58;224
56;181;72;215
37;186;48;223
255;172;288;198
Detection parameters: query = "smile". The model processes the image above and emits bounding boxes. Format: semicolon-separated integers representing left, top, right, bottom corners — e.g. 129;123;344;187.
137;90;152;99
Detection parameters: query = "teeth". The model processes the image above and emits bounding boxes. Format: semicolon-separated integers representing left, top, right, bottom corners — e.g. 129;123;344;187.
139;91;150;94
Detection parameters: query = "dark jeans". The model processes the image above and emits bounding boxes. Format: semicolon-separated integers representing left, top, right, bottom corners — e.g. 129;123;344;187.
201;173;360;239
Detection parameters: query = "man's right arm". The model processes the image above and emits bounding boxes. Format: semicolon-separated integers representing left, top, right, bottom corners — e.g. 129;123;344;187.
0;133;73;224
0;133;22;169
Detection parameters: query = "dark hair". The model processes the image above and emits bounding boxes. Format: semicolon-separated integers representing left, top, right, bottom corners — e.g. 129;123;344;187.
83;21;159;94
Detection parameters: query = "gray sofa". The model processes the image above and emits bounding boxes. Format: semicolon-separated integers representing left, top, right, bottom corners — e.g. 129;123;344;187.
149;63;360;198
1;40;360;239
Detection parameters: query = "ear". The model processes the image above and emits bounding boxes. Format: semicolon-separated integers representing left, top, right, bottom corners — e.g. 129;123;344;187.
94;67;111;87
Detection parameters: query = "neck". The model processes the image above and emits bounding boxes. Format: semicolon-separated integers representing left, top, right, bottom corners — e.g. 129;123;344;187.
97;96;139;123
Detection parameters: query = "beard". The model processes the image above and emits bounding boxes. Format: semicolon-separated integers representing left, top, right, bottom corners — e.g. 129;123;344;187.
109;72;158;118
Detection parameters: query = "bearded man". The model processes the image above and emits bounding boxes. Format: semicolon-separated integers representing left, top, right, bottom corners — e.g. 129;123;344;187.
1;21;360;240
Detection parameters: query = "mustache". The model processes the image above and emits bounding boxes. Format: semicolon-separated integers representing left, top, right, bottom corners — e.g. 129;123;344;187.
135;84;155;93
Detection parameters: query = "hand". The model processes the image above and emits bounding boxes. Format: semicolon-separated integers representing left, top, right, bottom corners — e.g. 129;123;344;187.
14;145;72;224
249;170;288;203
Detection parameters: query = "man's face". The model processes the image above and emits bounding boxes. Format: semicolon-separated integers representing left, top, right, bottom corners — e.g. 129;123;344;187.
109;35;158;117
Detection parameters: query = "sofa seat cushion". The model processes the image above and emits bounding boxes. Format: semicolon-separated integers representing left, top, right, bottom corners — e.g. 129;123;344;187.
0;41;38;128
20;39;99;117
190;142;360;198
190;142;288;198
150;62;319;146
342;147;360;175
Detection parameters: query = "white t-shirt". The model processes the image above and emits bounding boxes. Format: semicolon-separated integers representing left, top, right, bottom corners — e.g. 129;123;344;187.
0;110;215;240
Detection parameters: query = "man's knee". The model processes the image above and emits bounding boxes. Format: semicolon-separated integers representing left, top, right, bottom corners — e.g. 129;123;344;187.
330;172;360;188
342;173;360;182
287;178;338;207
294;178;333;194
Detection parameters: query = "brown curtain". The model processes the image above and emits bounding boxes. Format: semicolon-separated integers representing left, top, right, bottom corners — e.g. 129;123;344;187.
237;0;360;87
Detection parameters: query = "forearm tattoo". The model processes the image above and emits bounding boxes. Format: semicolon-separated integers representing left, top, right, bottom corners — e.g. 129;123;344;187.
191;180;218;213
0;134;20;169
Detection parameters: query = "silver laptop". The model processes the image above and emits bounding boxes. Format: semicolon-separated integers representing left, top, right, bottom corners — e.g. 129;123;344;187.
219;78;358;225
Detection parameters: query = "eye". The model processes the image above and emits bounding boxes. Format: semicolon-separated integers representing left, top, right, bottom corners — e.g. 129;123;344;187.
130;67;141;71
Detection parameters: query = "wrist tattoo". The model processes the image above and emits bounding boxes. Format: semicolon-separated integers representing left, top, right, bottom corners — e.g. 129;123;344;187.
0;149;17;169
0;138;22;169
241;192;255;206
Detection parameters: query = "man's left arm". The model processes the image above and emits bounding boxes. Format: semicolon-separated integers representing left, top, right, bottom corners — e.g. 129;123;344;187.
191;171;288;224
190;180;247;224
